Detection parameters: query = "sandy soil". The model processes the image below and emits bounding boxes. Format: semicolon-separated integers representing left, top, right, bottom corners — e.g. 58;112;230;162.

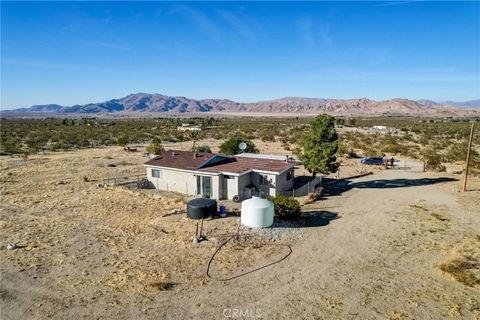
1;146;479;319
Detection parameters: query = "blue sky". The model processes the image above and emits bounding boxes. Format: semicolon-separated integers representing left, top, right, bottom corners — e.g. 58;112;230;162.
1;1;479;109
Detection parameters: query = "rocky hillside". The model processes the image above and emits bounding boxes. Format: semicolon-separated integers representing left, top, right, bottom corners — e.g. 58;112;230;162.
4;93;480;116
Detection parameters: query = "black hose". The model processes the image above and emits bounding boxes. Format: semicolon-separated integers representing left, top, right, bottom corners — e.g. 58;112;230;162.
206;231;292;281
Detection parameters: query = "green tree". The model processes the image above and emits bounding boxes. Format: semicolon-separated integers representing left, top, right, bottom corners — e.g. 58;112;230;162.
297;114;339;177
219;137;258;155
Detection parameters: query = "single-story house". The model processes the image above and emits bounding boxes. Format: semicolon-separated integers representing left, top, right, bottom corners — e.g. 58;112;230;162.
143;150;296;200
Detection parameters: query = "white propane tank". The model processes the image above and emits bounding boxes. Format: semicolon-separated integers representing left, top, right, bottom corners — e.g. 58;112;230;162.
240;196;274;228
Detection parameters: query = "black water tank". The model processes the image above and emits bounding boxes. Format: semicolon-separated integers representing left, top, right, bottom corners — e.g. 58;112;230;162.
186;198;217;219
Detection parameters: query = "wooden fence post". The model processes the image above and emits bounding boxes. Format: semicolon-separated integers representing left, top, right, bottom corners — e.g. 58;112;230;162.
463;123;475;192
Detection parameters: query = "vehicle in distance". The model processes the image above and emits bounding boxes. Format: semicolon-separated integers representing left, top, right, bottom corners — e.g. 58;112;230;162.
361;157;385;165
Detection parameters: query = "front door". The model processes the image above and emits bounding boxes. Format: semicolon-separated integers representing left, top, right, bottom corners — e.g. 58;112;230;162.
196;176;212;197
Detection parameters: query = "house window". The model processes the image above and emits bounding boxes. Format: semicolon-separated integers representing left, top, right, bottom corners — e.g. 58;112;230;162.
152;169;162;178
286;171;293;181
196;176;212;197
259;174;269;185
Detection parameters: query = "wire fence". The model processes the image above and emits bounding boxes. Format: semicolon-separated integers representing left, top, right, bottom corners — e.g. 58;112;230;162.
103;174;146;187
279;176;322;197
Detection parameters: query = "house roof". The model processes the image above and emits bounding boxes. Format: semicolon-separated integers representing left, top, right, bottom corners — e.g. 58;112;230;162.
144;150;295;175
200;156;294;174
144;150;222;171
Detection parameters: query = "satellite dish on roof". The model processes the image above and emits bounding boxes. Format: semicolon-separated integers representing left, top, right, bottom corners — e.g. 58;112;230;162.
239;142;247;152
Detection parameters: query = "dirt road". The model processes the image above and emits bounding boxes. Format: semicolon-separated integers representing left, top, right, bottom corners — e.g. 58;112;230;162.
1;149;479;319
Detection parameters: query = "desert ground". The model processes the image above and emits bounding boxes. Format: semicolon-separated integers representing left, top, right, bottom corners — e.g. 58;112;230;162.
1;143;479;319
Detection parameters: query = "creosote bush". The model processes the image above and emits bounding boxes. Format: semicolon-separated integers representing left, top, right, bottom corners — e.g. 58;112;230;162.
421;148;446;172
146;138;165;155
193;145;212;153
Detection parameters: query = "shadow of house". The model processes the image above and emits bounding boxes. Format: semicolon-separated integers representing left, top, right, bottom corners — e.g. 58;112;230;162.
281;175;322;197
323;177;458;197
293;175;317;189
272;211;340;228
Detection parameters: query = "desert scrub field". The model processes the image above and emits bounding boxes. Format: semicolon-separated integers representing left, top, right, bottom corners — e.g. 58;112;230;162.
1;143;479;319
1;116;479;174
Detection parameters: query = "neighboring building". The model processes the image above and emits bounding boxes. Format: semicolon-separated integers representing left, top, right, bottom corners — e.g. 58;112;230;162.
177;124;201;132
143;150;296;200
372;125;387;131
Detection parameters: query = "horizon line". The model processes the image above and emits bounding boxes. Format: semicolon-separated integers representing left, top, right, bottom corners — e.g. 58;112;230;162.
2;92;480;111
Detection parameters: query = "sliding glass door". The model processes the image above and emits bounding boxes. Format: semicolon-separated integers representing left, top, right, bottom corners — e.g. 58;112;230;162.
196;176;212;197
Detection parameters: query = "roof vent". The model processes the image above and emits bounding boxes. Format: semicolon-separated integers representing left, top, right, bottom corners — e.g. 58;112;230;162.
194;153;198;159
172;152;178;157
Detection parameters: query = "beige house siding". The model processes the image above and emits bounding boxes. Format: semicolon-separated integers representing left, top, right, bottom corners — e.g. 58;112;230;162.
145;166;220;199
208;175;220;199
225;175;239;200
144;166;294;201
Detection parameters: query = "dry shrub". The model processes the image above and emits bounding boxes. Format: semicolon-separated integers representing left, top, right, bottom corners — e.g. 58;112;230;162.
304;192;318;205
430;212;448;221
117;160;134;166
409;204;428;211
175;198;187;204
440;256;478;287
81;175;89;182
439;236;480;287
150;281;174;291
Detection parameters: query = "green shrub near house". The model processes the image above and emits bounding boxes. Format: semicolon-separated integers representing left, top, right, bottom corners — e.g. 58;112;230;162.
267;195;301;219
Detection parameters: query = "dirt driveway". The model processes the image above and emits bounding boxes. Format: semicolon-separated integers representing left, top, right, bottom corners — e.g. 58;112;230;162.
167;169;479;320
1;150;479;319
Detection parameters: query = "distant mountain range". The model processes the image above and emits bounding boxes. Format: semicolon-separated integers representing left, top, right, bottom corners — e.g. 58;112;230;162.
3;93;480;116
440;100;480;108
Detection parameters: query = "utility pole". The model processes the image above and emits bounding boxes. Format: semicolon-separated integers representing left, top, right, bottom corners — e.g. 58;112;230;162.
463;123;475;191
